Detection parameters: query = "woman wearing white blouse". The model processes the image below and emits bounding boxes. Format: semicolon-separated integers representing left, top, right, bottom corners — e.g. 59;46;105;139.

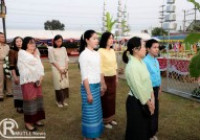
18;37;45;131
48;35;69;108
79;30;106;140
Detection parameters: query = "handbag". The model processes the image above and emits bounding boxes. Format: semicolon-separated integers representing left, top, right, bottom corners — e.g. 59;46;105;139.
59;69;69;89
3;56;12;79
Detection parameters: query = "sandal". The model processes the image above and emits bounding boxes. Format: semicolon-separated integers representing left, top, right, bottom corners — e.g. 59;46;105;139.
35;122;44;127
25;124;37;131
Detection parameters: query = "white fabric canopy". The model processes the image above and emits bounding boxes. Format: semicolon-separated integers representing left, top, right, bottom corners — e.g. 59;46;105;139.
6;29;83;40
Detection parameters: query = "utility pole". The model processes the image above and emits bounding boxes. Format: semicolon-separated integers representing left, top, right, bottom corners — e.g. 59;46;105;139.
0;0;7;42
194;5;197;23
183;10;186;32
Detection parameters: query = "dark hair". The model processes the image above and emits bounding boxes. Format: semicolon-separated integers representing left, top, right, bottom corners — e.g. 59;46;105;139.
79;30;96;54
53;35;63;48
0;32;3;35
99;31;114;48
146;39;158;49
22;36;35;50
122;37;142;63
12;36;23;51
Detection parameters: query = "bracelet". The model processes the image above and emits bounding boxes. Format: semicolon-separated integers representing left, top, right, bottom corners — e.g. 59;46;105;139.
87;93;91;96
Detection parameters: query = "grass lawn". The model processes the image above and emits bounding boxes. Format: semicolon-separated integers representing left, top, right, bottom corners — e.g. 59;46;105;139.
0;60;200;140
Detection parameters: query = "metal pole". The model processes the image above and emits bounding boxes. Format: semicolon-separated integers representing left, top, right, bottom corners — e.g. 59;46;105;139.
183;10;186;32
166;29;170;92
194;6;197;23
1;0;6;43
2;17;6;43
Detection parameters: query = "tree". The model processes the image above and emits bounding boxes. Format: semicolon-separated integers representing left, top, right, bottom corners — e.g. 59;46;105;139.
151;27;168;36
186;21;200;32
105;12;117;32
192;23;200;32
188;0;200;12
44;20;65;30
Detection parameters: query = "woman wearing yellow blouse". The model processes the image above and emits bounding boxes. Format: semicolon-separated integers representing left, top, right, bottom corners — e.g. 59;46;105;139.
98;32;118;129
123;37;155;140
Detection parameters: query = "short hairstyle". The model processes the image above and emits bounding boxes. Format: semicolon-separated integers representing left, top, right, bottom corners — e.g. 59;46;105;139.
53;35;63;48
0;32;4;35
99;31;114;48
146;39;158;49
12;36;23;51
22;36;35;50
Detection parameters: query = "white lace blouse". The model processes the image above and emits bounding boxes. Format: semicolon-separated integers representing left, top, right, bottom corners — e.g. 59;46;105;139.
17;50;44;85
79;48;101;84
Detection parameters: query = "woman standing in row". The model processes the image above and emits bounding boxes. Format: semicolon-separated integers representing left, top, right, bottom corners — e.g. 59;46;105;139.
79;30;105;140
98;32;118;129
144;39;161;140
48;35;69;108
18;37;45;131
9;36;23;113
123;37;155;140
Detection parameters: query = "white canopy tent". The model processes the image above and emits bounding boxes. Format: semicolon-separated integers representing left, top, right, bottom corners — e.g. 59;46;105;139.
5;29;152;41
120;33;152;41
5;29;83;40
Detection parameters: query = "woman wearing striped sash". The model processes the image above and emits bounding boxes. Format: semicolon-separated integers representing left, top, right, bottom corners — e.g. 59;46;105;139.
79;30;106;140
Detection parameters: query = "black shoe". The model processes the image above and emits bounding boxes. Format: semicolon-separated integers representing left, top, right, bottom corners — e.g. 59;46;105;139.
16;108;24;114
0;98;4;102
25;125;37;131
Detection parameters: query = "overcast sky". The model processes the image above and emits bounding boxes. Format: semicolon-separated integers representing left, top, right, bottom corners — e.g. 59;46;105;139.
0;0;199;32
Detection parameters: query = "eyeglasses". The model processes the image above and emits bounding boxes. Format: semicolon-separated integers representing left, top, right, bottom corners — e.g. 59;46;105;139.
28;41;36;45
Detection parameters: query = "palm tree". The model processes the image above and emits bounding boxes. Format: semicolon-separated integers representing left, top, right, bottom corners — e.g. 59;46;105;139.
105;12;117;32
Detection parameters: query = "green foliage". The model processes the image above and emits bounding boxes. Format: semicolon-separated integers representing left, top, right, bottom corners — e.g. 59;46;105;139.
188;0;200;12
192;87;200;98
184;33;200;50
105;12;117;32
186;21;200;32
151;27;168;36
192;23;200;32
44;20;65;30
184;33;200;44
189;52;200;78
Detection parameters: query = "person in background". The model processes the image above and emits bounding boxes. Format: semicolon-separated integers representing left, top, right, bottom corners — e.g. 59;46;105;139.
48;35;69;108
18;37;45;131
143;39;161;140
79;30;105;140
9;36;24;113
98;31;118;129
123;37;155;140
0;32;12;101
